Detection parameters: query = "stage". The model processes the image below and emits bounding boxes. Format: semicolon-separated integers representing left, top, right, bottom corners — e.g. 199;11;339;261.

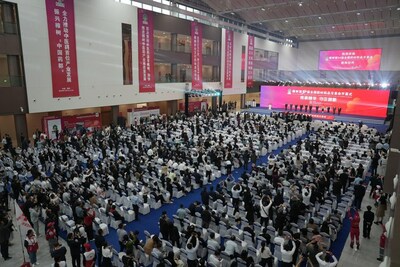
246;107;388;125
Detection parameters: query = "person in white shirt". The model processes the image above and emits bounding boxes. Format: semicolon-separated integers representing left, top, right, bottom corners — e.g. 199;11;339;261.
224;236;239;257
208;249;222;267
207;232;220;251
259;195;272;227
101;243;113;267
281;239;296;267
259;241;273;267
302;187;311;207
315;251;338;267
186;234;199;267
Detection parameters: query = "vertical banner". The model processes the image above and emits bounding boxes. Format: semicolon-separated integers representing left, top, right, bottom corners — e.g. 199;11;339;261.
138;9;155;92
247;35;255;88
224;30;234;88
45;0;79;98
191;21;203;90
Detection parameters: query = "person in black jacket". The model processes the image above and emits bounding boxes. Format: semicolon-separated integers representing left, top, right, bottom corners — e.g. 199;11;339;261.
0;217;12;260
67;232;85;267
51;242;67;262
363;205;375;239
95;229;106;267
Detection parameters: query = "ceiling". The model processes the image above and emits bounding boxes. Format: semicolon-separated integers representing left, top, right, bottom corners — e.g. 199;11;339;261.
176;0;400;41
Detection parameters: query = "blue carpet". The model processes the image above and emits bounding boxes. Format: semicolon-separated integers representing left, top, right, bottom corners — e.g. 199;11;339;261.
56;129;356;261
90;132;311;250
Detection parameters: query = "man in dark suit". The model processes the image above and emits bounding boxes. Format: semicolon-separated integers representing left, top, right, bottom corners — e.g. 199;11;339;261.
285;103;288;110
363;205;374;239
290;104;293;111
309;105;313;113
333;107;336;114
300;104;303;112
316;106;319;113
295;104;298;111
338;107;342;115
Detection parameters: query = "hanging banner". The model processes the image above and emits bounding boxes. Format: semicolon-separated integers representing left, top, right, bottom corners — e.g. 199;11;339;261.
138;9;155;92
45;0;79;98
224;30;234;88
247;35;255;88
191;21;203;90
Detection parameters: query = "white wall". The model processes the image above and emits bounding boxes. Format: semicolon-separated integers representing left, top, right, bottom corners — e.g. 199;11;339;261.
13;0;208;113
254;37;298;71
297;37;400;71
220;29;247;95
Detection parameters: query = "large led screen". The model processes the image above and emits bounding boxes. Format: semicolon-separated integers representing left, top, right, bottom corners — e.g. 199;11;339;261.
319;48;382;70
260;86;390;118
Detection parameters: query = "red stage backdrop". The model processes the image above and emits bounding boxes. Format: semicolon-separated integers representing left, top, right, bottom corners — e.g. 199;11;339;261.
260;86;390;118
224;30;234;88
62;113;102;134
247;35;255;88
191;21;203;90
46;0;79;98
138;9;155;92
319;48;382;71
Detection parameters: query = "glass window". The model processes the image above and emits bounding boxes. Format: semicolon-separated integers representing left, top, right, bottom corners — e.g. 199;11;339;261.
153;7;161;13
162;9;170;15
0;54;23;87
154;63;172;82
120;0;131;5
143;4;152;10
177;64;191;82
177;34;191;53
122;23;132;85
154;30;171;51
202;65;220;82
202;39;219;56
0;3;17;34
131;1;142;8
162;0;171;5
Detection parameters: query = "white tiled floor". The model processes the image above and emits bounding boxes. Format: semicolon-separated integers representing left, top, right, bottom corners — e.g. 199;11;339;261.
337;191;387;267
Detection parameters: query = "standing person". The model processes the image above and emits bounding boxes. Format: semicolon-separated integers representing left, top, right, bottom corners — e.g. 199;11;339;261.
338;107;342;115
101;242;113;267
51;242;67;262
281;238;296;267
83;207;95;241
377;224;387;261
130;191;140;221
353;183;366;210
83;243;96;267
186;233;199;267
24;229;39;266
29;205;40;237
46;222;58;254
95;229;106;267
363;206;374;239
67;232;84;267
117;223;128;252
348;208;361;249
259;195;272;227
375;194;388;224
258;241;273;267
0;217;12;261
159;211;171;241
315;251;338;266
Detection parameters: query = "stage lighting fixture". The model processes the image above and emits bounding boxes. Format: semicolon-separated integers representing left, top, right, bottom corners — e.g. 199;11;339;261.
381;83;389;88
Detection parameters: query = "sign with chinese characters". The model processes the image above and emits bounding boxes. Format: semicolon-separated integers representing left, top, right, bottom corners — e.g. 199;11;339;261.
191;21;203;90
246;35;254;88
224;30;234;88
260;86;390;118
46;0;79;97
319;49;382;70
138;9;155;93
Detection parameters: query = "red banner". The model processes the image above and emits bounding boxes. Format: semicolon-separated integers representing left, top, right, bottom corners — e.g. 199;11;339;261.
46;0;79;98
247;35;255;88
224;30;234;88
138;9;155;92
191;21;203;90
260;86;390;118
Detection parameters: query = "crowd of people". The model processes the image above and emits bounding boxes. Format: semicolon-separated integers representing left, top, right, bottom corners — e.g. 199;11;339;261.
284;104;342;115
0;109;392;267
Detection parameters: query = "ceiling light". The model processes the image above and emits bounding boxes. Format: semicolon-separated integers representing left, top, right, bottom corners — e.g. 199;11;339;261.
342;33;345;35
371;30;374;33
261;7;265;11
259;22;262;25
230;12;235;15
285;20;289;23
356;12;361;15
303;28;306;31
318;16;322;19
397;7;400;10
316;34;319;37
332;26;335;28
298;2;303;6
364;23;368;26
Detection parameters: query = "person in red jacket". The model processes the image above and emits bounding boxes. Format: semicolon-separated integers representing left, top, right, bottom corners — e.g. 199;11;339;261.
83;243;96;267
348;207;360;249
83;207;96;241
377;224;387;261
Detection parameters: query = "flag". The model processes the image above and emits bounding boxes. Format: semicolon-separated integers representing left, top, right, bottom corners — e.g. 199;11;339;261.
15;201;34;236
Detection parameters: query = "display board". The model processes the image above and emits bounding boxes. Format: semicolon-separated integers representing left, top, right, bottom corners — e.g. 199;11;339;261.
260;86;390;118
319;48;382;70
